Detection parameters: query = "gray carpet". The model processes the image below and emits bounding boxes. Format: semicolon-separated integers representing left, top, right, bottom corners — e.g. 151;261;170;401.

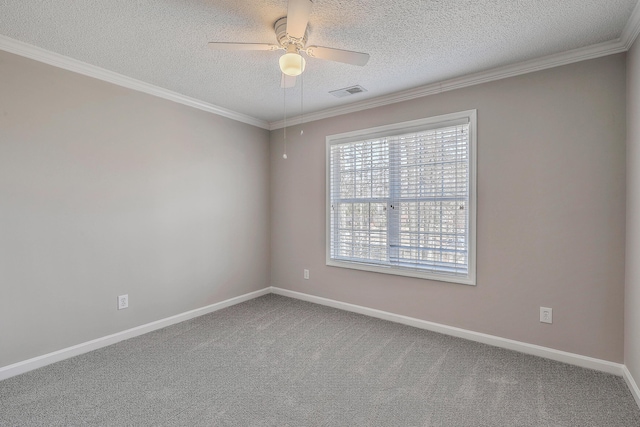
1;294;639;426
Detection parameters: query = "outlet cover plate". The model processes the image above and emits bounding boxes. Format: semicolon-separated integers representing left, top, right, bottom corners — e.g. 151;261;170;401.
540;307;552;324
304;269;309;280
118;294;129;310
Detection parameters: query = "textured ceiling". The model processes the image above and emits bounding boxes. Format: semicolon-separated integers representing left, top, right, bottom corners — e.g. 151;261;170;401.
0;0;637;124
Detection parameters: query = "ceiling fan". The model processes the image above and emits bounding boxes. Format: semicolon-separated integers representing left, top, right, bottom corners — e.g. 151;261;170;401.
208;0;370;88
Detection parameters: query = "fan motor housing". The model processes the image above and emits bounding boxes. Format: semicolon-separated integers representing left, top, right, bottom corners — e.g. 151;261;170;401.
274;17;308;49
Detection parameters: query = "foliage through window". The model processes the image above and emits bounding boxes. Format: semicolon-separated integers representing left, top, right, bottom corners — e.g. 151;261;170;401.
326;111;476;285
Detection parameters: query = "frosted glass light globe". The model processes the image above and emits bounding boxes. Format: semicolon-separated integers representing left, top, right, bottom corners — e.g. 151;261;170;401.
279;53;306;77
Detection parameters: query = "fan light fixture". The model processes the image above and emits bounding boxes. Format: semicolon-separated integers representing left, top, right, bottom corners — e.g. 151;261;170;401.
209;0;370;83
208;0;371;160
279;45;306;76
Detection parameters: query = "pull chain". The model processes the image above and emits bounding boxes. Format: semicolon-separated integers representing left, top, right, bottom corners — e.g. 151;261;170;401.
283;83;287;159
300;66;304;136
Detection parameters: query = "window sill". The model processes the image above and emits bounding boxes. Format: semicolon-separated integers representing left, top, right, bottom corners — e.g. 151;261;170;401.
326;258;476;286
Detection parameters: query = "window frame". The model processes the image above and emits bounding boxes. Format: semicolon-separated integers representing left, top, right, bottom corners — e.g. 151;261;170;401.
325;110;477;285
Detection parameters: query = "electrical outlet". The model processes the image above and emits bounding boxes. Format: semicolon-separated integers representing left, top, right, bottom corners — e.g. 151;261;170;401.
540;307;552;324
303;269;309;280
118;294;129;310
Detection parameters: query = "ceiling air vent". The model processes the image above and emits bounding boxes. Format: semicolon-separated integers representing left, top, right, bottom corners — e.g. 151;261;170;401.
329;85;368;98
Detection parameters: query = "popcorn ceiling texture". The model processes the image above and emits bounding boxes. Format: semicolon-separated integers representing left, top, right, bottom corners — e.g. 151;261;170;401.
0;0;636;122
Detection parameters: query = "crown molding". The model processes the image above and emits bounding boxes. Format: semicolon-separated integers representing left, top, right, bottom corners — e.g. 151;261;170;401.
269;38;627;129
622;0;640;50
0;35;270;130
1;11;636;134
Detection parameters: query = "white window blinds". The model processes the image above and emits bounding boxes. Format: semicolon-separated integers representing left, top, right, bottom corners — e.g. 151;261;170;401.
327;111;476;284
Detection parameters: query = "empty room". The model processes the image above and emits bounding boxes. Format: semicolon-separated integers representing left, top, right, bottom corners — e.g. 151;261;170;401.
2;0;640;425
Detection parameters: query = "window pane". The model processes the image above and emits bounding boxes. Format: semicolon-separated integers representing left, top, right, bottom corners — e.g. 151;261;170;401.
395;199;467;272
340;172;355;198
334;202;388;262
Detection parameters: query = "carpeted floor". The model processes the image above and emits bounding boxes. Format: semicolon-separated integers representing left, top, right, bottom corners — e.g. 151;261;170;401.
1;294;639;426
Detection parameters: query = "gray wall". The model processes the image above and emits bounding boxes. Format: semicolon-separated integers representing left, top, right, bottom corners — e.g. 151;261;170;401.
627;39;640;385
0;51;271;367
270;54;627;362
0;46;630;370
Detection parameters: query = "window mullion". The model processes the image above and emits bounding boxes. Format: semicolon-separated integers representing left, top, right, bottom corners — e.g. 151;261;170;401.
388;138;399;264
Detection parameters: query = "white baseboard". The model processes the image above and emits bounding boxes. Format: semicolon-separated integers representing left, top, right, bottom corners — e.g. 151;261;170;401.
623;366;640;408
0;287;271;381
1;285;632;393
270;287;625;376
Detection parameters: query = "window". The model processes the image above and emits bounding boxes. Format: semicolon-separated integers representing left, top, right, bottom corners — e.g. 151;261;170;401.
326;110;476;285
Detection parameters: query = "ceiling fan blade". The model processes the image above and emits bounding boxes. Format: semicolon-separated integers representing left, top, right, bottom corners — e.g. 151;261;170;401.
281;73;297;88
208;42;280;51
286;0;312;39
305;46;370;66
